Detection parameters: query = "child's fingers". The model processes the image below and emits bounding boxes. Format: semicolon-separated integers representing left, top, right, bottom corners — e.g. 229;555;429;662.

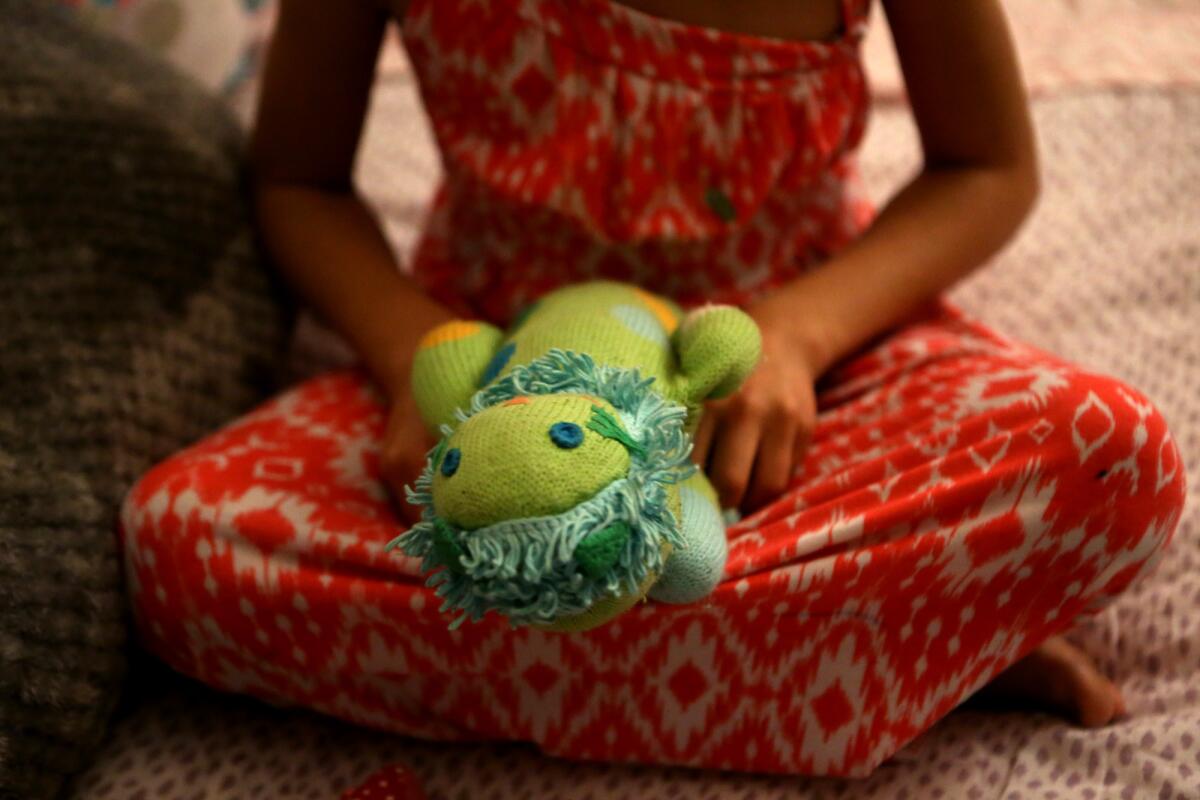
380;452;425;525
791;420;813;478
379;403;433;526
744;412;799;512
691;405;720;469
708;412;762;511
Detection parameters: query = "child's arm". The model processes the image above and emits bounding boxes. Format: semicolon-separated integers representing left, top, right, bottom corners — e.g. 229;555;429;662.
697;0;1038;511
250;0;449;515
768;0;1038;372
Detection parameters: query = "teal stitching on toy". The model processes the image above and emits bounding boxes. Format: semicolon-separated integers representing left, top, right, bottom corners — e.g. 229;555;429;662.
587;405;646;457
386;349;696;627
479;341;516;387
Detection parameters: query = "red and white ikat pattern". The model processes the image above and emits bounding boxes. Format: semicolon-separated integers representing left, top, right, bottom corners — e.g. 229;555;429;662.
120;305;1185;776
401;0;875;323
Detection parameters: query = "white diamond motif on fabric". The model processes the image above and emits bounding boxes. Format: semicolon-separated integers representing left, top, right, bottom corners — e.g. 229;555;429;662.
213;486;309;593
1029;417;1055;444
511;633;567;742
1071;390;1116;464
798;631;869;774
968;420;1013;473
1155;435;1179;495
654;620;721;752
1103;388;1153;493
934;461;1055;585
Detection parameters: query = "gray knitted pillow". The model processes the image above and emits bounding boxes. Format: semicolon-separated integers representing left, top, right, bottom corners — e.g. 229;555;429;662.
0;3;290;798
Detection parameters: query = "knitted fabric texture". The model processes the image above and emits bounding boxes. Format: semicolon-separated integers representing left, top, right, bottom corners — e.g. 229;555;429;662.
395;282;761;629
429;395;634;528
409;282;761;434
0;5;289;797
393;351;693;628
646;474;729;604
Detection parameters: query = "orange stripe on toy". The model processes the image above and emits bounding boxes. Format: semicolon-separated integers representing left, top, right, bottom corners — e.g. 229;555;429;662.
502;396;532;406
418;321;481;350
633;289;679;334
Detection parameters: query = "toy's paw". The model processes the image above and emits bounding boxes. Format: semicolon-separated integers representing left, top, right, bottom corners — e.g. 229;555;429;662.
648;479;727;604
410;320;505;433
674;305;762;403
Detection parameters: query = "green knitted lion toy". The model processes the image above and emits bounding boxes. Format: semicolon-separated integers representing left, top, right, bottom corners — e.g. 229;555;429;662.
387;281;761;631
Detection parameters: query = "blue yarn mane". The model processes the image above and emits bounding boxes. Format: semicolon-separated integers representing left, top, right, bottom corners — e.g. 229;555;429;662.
387;349;694;628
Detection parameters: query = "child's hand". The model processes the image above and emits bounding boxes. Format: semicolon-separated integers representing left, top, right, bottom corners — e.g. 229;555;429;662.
692;298;823;513
379;382;437;527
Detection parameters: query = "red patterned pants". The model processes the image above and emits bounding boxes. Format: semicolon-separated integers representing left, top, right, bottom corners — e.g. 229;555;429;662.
120;306;1186;776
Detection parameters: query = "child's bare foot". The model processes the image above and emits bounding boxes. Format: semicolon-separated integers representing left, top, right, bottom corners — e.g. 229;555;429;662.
975;635;1127;727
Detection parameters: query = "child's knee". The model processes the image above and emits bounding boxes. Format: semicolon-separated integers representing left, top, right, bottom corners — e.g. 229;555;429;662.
1038;369;1184;596
1048;370;1184;506
119;454;211;630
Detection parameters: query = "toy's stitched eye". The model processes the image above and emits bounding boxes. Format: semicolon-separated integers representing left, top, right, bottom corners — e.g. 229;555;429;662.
441;447;461;476
549;422;584;449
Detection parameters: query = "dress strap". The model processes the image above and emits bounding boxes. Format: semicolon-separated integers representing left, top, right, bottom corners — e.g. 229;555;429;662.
840;0;872;40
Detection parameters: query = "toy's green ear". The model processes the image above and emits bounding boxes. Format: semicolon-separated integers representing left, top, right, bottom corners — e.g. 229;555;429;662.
410;321;506;434
673;305;762;406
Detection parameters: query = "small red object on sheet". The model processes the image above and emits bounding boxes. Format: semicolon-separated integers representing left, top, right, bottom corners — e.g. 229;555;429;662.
340;764;426;800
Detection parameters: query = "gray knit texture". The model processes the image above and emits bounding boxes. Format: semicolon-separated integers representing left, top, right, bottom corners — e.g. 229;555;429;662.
0;3;289;798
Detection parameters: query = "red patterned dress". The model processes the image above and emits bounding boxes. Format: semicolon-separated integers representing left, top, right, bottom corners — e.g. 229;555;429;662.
120;0;1186;776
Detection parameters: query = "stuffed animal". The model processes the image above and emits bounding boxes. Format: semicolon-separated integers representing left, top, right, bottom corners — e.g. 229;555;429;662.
387;281;761;631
